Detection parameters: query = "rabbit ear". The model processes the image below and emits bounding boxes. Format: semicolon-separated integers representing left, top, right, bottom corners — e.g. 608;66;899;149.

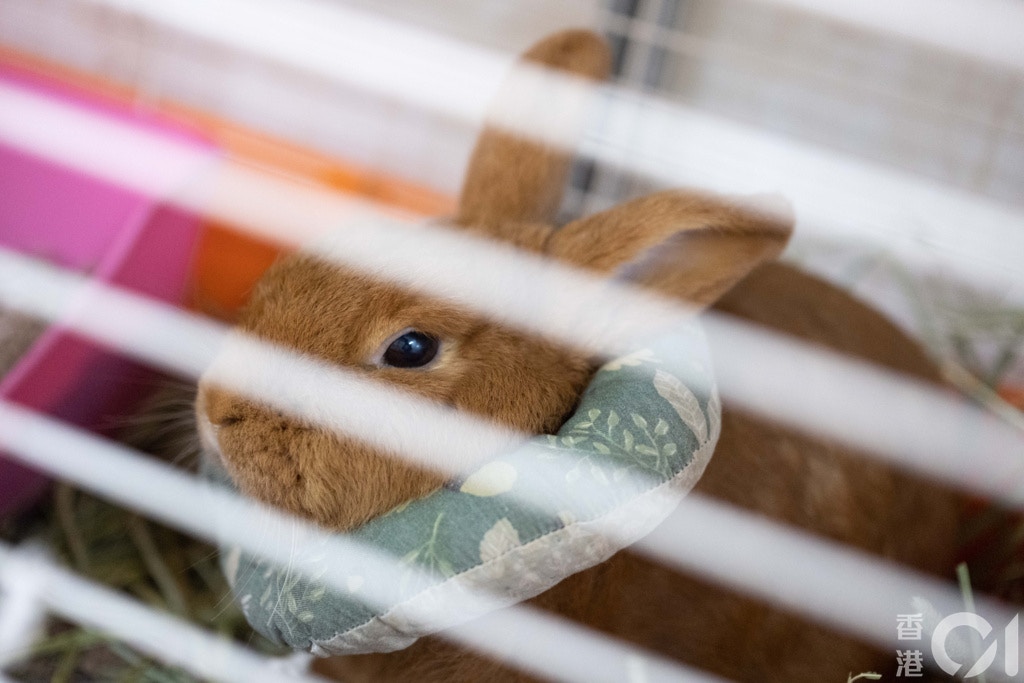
456;30;611;230
546;190;794;308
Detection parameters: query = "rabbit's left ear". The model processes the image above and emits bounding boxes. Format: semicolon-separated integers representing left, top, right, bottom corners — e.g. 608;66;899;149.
546;190;793;308
456;30;610;232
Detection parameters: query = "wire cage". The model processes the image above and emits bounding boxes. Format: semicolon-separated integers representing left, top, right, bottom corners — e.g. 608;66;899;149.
0;0;1023;681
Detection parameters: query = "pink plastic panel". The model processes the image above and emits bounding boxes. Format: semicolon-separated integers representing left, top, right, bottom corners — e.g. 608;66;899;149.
0;64;215;516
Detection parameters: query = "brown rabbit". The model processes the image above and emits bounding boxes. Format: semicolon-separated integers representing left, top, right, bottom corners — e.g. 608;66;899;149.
196;30;961;682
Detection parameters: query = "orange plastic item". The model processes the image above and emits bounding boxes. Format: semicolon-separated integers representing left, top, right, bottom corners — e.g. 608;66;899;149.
996;386;1024;416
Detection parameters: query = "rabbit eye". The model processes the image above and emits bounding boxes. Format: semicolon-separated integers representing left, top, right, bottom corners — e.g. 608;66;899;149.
382;330;439;368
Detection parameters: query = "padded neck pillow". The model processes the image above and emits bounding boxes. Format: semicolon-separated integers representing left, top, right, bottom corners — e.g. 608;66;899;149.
204;322;720;655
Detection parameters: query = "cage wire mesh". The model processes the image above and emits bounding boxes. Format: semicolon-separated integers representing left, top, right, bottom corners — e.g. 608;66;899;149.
0;0;1023;681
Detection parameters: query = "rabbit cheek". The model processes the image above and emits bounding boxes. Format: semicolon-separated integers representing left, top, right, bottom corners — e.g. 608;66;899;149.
219;423;446;530
299;440;448;531
451;329;593;434
214;419;315;519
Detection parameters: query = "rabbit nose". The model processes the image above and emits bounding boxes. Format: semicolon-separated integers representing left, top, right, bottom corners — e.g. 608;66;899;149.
201;386;245;427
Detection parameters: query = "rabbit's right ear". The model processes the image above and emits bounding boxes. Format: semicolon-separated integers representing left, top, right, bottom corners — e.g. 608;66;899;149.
546;190;794;308
456;30;611;231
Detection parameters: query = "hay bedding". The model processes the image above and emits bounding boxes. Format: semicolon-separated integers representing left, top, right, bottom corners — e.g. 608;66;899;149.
0;388;285;682
0;305;280;682
0;484;272;683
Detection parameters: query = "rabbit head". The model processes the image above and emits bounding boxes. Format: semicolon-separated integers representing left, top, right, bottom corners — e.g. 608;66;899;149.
195;30;792;531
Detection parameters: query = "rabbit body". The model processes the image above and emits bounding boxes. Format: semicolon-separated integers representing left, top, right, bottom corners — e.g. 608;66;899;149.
308;262;960;683
196;31;960;682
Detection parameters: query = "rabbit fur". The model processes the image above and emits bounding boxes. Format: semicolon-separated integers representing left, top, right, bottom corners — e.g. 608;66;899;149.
196;30;961;682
